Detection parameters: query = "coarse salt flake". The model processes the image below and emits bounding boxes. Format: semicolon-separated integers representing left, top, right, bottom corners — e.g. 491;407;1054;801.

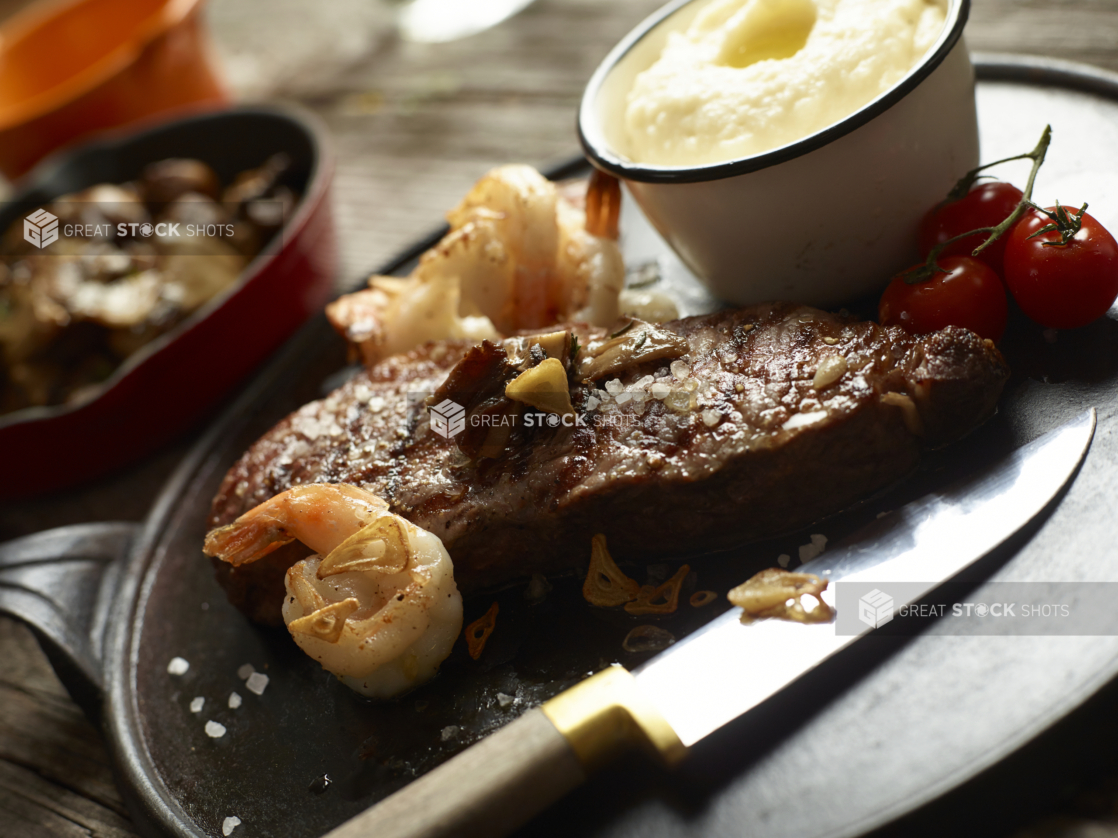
441;725;459;741
605;379;623;395
368;396;386;412
228;692;243;709
237;664;255;680
167;657;189;676
782;411;827;431
189;697;204;713
246;672;270;696
205;721;227;739
665;390;692;412
615;391;633;405
701;409;721;427
798;534;828;563
650;382;671;400
777;554;791;568
670;360;690;380
497;693;515;708
586;396;600;411
222;816;242;836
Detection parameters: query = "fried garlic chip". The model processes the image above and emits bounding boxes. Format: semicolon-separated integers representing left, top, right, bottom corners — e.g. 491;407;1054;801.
288;597;360;643
624;564;690;616
690;590;718;608
317;516;411;578
289;567;327;612
728;568;834;625
504;357;575;418
622;625;675;653
582;534;640;607
466;601;499;660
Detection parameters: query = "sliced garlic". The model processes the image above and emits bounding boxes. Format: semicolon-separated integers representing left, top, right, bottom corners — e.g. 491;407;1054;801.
505;357;575;417
880;391;924;436
529;330;572;363
813;355;848;390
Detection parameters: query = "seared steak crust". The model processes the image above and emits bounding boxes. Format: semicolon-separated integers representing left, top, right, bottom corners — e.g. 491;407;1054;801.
210;303;1008;619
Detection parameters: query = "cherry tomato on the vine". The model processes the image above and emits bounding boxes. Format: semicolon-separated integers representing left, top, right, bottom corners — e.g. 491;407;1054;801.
1003;204;1118;330
918;181;1024;275
879;256;1008;342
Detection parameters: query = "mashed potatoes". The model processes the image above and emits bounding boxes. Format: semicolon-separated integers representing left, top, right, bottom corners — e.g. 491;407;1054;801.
624;0;946;166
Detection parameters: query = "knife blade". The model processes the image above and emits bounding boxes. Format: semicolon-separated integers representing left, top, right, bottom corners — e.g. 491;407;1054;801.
325;408;1095;838
635;407;1096;746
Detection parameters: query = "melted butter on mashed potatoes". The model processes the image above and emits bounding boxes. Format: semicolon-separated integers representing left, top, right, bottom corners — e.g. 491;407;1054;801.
624;0;946;166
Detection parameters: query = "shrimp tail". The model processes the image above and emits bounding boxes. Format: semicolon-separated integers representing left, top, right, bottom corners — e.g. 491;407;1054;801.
203;520;294;566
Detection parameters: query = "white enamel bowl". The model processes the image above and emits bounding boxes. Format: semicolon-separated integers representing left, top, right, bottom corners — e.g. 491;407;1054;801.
579;0;978;307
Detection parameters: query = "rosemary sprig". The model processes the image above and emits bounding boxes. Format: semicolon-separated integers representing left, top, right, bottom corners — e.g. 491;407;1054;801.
609;320;635;339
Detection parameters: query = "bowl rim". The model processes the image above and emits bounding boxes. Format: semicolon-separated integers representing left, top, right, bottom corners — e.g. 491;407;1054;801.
0;0;205;130
578;0;971;185
0;102;335;432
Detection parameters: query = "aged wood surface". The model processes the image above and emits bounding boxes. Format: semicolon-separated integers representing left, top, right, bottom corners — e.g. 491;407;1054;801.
3;0;1118;835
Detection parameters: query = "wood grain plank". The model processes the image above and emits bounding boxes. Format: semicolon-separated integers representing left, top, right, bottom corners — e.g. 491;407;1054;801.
0;623;129;817
0;758;136;838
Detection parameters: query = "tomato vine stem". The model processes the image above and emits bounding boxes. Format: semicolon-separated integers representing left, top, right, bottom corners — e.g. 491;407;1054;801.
903;125;1052;285
1024;200;1088;247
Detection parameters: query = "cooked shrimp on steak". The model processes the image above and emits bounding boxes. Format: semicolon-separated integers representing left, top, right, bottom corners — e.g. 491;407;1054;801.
205;484;463;698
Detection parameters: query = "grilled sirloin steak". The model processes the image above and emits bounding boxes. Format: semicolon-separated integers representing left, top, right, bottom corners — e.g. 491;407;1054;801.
210;303;1009;625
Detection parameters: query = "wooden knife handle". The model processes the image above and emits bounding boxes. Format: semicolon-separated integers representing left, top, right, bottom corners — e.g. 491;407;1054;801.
323;708;586;838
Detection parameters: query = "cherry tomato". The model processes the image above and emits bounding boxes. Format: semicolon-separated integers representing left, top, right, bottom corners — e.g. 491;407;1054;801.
1003;204;1118;329
879;256;1008;342
918;181;1024;274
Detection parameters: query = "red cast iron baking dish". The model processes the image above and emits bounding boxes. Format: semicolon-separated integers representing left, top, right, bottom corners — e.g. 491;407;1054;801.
0;105;337;498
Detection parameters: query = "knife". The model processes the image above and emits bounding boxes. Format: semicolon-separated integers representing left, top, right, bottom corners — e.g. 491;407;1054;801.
325;408;1096;838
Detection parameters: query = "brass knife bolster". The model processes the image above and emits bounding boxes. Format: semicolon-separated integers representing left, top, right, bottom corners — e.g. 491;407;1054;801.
541;666;688;771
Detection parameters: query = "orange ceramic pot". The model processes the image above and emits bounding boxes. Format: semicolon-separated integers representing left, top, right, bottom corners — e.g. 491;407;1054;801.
0;0;227;179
